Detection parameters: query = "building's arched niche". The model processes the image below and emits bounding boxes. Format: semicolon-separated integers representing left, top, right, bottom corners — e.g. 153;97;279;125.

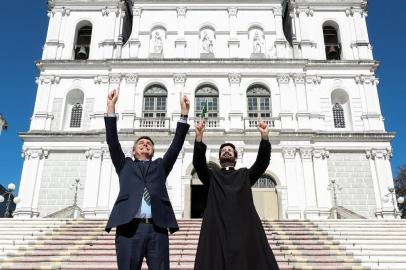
63;89;84;129
331;89;352;130
251;173;280;220
73;21;92;60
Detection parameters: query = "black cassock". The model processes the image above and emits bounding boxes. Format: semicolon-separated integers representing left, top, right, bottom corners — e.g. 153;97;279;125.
193;140;279;270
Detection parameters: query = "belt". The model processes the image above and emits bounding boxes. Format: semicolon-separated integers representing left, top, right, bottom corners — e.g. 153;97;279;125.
134;217;153;224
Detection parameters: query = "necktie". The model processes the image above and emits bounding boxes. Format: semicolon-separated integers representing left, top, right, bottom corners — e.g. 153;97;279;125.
140;161;151;206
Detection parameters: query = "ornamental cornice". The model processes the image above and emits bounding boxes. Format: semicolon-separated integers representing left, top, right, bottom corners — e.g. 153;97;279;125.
133;7;142;16
109;74;122;84
228;7;238;16
293;74;306;84
37;75;61;85
306;75;322;85
282;148;296;159
300;148;313;159
312;149;329;160
173;73;187;84
296;7;314;17
355;75;378;85
85;149;104;160
94;75;109;84
228;73;241;85
277;74;290;84
21;149;49;160
125;73;138;84
366;148;392;160
177;7;186;16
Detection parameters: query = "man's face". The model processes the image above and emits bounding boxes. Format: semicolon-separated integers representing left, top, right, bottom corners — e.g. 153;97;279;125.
219;145;236;165
133;138;154;160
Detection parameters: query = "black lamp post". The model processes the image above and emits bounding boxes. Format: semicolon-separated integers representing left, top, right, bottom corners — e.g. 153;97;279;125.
0;183;21;218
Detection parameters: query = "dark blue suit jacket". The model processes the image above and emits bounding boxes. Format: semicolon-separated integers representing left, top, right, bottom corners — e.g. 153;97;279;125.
104;117;189;233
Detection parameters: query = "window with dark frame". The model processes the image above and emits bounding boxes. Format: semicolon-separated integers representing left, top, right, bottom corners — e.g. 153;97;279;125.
333;103;346;128
195;85;219;118
247;85;271;119
143;85;167;118
70;103;83;128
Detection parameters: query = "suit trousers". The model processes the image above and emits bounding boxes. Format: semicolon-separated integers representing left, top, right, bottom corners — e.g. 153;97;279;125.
115;219;169;270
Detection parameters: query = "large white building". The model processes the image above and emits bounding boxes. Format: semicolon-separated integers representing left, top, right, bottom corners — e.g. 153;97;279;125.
15;0;398;220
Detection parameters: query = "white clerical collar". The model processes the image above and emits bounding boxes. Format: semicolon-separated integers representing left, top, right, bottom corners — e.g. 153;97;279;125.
222;166;235;171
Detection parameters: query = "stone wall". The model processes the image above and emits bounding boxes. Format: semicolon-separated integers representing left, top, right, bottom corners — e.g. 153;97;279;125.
328;153;376;218
37;152;87;217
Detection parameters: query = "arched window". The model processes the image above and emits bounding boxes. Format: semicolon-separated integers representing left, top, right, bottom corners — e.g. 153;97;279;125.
70;103;83;128
246;85;272;128
323;24;341;60
64;89;84;129
143;85;167;119
74;24;92;60
195;85;219;118
333;103;345;128
331;89;352;130
253;174;277;188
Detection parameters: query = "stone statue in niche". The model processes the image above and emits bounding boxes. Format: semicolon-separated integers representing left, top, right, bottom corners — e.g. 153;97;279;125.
253;31;264;54
202;31;213;54
153;31;163;54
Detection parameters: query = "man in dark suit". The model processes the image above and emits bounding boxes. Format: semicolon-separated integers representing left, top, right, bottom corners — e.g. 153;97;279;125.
104;89;190;270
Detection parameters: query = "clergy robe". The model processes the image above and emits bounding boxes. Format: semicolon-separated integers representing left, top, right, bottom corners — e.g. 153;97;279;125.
192;139;279;270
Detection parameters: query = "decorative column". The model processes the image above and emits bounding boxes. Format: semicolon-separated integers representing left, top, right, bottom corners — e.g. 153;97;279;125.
14;149;48;218
172;74;187;130
312;149;331;218
124;7;142;58
283;148;301;219
355;75;383;131
300;148;318;218
352;8;371;59
370;149;396;219
94;150;113;218
175;7;187;58
82;149;104;217
366;149;384;218
227;7;240;57
273;7;288;58
294;74;310;130
31;76;60;131
43;8;69;60
120;74;138;130
305;75;323;130
91;75;110;130
167;149;185;218
228;73;243;131
277;74;295;130
296;7;315;59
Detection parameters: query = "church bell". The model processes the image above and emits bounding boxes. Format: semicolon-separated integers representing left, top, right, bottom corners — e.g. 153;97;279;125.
327;45;339;60
76;46;88;60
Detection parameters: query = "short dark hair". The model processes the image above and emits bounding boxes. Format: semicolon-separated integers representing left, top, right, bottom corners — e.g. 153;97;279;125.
219;143;238;159
135;136;155;145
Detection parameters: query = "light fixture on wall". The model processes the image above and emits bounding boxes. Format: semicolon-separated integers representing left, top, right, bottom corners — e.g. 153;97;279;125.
382;186;405;218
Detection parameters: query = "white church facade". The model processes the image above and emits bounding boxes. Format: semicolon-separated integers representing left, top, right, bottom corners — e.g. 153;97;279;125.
15;0;398;220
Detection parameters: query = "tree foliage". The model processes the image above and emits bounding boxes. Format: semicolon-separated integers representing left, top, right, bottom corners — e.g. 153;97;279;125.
394;165;406;218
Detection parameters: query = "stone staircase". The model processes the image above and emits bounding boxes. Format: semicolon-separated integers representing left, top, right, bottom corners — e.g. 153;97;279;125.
0;219;405;270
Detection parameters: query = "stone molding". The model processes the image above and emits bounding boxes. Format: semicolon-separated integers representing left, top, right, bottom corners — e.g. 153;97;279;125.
300;148;313;159
228;7;238;16
355;75;378;85
312;149;329;160
94;75;109;84
21;149;49;160
177;7;186;16
173;73;187;84
37;76;61;85
85;149;104;160
125;73;138;84
277;74;290;84
228;73;241;85
366;149;392;160
282;148;296;159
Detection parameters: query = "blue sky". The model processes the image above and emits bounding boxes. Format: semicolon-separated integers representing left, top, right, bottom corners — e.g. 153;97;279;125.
0;1;405;191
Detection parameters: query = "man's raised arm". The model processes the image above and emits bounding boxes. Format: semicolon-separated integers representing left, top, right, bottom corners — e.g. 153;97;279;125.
248;119;271;185
193;121;210;185
104;89;126;173
162;95;190;175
